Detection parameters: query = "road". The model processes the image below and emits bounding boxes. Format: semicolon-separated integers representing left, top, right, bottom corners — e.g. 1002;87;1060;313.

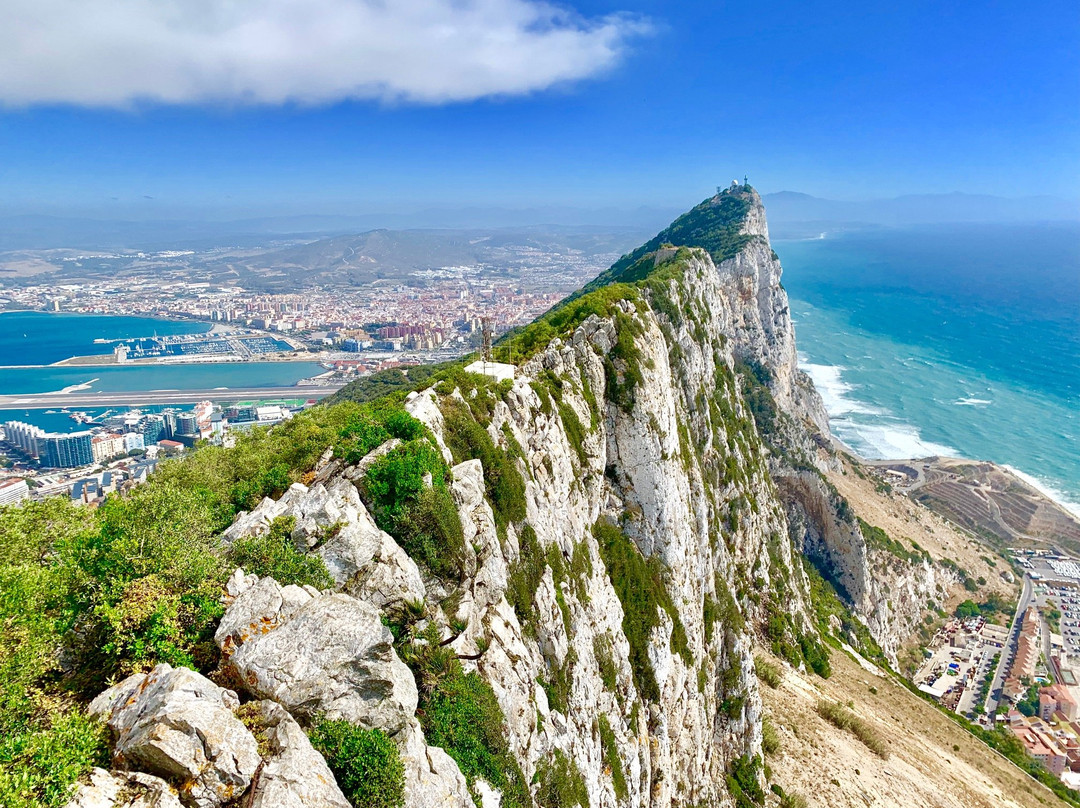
0;385;347;409
985;574;1033;716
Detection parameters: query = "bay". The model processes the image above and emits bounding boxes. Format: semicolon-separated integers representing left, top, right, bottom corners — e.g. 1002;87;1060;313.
0;310;209;366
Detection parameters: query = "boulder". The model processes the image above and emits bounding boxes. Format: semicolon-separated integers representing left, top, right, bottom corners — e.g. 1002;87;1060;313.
221;491;292;545
215;574;315;655
89;665;260;808
318;508;425;608
221;472;424;609
64;768;184;808
242;701;350;808
216;577;418;733
397;720;473;808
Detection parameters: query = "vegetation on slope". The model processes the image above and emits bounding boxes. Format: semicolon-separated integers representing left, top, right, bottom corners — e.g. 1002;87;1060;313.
0;398;460;806
492;185;758;370
309;721;405;808
399;623;530;808
593;519;691;702
815;701;889;759
581;186;756;294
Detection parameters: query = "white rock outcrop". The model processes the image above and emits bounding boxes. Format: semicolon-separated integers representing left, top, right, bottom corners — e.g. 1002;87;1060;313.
64;768;185;808
222;475;425;608
215;574;417;733
242;701;351;808
397;720;474;808
88;664;260;808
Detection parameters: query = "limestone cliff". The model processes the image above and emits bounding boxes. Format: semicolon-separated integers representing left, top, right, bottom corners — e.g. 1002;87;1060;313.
70;186;970;808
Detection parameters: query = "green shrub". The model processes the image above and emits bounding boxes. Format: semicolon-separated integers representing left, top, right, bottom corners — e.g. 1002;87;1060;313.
761;716;780;755
323;362;455;406
308;720;405;808
558;402;588;466
754;655;781;688
362;438;464;579
441;400;526;533
726;754;764;808
593;520;691;702
534;748;588;808
0;708;107;808
506;524;546;634
593;634;618;692
363;439;447;529
61;482;228;685
418;659;530;808
393;486;466;580
225;515;334;590
603;311;645;413
597;715;628;801
798;632;831;679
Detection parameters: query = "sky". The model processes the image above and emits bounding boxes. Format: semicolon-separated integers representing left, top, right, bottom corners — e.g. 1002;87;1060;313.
1;0;1078;219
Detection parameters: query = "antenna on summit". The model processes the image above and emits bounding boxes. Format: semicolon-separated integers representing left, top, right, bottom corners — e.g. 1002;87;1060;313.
480;316;494;371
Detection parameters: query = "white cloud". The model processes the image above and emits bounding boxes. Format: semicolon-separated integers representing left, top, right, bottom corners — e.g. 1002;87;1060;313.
0;0;648;107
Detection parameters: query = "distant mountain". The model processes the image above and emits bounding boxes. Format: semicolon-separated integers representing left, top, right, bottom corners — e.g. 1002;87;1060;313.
762;190;1080;235
0;206;681;252
221;225;653;289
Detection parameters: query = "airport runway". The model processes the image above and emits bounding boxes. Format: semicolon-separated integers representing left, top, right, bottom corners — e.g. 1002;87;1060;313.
0;385;347;409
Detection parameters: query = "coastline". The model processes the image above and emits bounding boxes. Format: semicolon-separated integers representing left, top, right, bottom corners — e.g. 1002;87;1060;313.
800;354;1080;521
823;419;1080;532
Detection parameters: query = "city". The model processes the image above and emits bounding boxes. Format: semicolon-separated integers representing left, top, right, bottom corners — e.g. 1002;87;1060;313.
913;549;1080;790
1;398;309;507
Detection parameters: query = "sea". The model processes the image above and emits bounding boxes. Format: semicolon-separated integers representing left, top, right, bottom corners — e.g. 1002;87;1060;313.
774;221;1080;516
0;311;325;432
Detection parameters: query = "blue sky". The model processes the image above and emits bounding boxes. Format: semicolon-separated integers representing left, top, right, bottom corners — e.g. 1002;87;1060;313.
1;0;1077;218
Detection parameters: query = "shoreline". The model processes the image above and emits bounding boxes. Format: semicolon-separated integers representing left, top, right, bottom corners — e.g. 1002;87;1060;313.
800;353;1080;520
826;428;1080;531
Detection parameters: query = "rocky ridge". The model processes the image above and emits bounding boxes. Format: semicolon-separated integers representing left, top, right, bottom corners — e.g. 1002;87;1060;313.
67;186;1010;808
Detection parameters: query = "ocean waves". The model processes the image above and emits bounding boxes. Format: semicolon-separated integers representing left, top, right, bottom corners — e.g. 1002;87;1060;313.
800;358;958;460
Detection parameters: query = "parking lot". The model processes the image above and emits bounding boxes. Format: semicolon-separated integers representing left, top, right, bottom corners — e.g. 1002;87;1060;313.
1030;568;1080;662
915;617;1006;716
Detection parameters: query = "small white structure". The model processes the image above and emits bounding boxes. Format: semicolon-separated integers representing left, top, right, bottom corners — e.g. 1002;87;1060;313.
464;360;516;383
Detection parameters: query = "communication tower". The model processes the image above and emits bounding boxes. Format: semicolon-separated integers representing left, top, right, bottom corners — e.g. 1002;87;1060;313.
480;317;494;367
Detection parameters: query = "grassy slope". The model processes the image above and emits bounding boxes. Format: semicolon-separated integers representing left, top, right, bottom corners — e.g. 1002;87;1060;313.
762;647;1068;808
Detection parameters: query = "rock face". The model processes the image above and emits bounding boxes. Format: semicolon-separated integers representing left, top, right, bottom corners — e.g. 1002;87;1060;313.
65;768;185;808
242;701;351;808
390;189;826;807
215;574;417;733
397;720;474;808
88;664;260;808
781;470;959;664
74;188;944;808
223;476;425;608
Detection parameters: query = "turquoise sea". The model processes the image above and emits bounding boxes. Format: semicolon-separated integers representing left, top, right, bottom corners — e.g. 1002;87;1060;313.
0;310;209;365
0;311;324;430
774;222;1080;516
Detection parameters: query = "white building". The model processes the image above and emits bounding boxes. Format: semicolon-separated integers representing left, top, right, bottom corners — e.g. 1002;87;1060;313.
91;433;127;463
0;478;29;506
